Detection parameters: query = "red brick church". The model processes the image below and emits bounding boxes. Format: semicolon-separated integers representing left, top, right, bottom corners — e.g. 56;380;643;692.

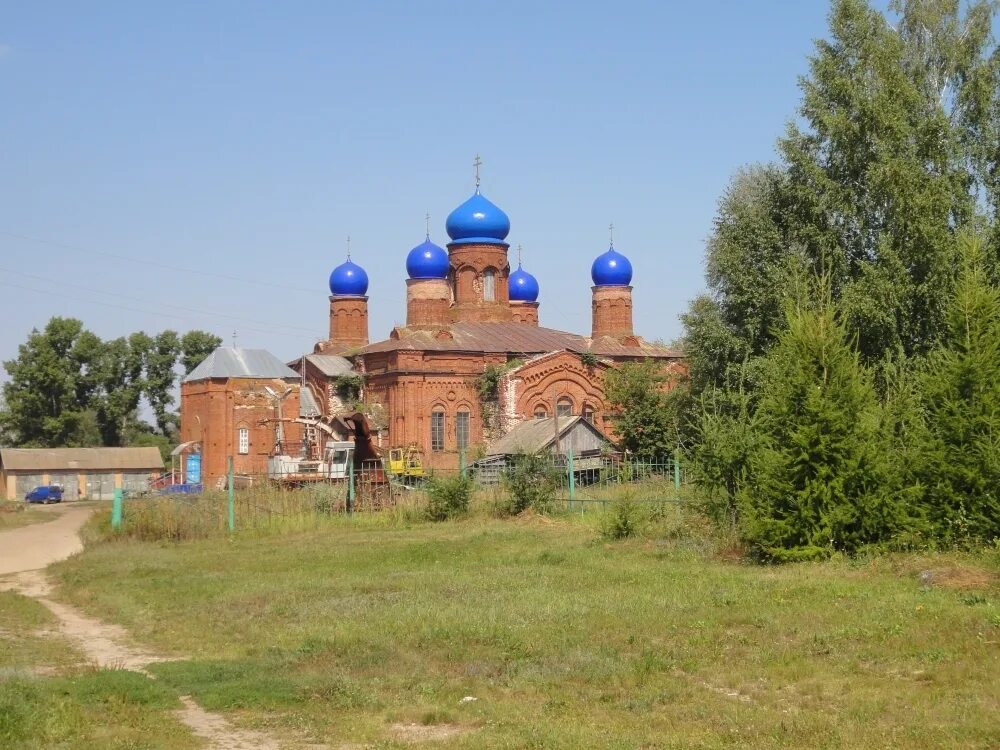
181;169;681;482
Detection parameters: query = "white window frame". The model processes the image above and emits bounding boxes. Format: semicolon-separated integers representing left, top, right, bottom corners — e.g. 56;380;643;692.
238;427;250;455
483;268;496;301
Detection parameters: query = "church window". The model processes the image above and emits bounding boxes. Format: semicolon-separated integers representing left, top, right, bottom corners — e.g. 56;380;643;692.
556;397;574;417
583;405;596;424
238;427;249;455
534;406;548;419
431;410;445;452
483;268;496;301
456;410;470;450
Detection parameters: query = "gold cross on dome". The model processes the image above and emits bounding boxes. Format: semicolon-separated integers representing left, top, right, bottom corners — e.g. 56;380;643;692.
609;222;615;247
473;154;482;188
346;235;351;260
425;213;430;237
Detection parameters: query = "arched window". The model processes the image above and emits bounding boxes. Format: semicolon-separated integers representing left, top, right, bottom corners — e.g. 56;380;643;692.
456;410;471;450
556;397;573;418
534;406;548;419
483;268;496;301
582;404;596;424
237;427;250;455
430;410;445;452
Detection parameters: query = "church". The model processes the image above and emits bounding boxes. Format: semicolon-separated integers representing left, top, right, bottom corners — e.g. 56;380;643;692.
180;168;682;482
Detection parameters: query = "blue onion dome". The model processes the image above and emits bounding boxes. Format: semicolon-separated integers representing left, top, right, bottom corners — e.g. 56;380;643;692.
445;189;511;244
591;246;633;286
509;264;539;302
406;236;450;279
328;258;369;296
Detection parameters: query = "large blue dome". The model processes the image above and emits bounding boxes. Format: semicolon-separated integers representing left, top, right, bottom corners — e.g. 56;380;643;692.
509;264;539;302
591;246;633;286
406;237;449;279
329;259;369;296
445;189;510;244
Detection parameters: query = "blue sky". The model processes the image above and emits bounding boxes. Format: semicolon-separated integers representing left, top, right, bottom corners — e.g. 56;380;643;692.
1;1;840;369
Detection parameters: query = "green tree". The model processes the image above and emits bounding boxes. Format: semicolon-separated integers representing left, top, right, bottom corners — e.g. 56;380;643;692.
683;0;1000;393
780;0;995;360
144;330;181;434
739;281;911;561
0;318;101;446
2;319;222;448
91;333;149;446
604;360;679;459
179;330;222;375
916;233;1000;542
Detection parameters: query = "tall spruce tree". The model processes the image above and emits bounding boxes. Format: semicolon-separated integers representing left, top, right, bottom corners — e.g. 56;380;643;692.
740;281;909;561
917;233;1000;542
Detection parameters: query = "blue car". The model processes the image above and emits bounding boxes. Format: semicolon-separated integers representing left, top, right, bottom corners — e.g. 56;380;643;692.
24;485;63;504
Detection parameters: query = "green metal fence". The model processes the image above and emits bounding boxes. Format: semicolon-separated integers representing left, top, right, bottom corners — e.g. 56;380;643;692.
110;451;687;533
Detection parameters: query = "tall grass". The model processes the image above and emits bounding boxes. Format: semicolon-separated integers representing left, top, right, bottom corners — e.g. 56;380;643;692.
89;474;699;545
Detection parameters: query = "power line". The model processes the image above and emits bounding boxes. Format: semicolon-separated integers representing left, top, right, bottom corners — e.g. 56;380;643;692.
0;279;319;344
0;265;321;336
0;230;321;295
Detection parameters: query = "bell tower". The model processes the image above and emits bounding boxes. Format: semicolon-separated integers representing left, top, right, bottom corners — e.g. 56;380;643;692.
445;156;514;323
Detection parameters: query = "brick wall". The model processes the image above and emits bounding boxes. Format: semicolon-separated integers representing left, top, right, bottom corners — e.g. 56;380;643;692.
328;295;369;349
510;301;539;325
180;378;303;485
591;285;634;338
406;278;451;326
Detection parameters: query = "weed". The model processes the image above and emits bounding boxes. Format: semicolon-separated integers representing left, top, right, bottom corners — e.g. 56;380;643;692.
424;473;473;521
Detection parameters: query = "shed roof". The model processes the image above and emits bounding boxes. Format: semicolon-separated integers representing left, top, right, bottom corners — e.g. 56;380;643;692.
0;447;164;472
360;322;680;359
487;416;607;456
182;347;299;383
300;353;355;377
299;388;321;417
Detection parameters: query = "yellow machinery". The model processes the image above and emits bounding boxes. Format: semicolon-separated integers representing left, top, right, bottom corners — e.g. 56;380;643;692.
387;444;425;483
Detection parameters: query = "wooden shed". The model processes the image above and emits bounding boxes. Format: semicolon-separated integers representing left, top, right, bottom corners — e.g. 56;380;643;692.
473;416;609;483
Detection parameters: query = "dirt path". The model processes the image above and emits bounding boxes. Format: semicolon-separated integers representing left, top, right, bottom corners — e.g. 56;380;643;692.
0;502;91;575
0;503;311;750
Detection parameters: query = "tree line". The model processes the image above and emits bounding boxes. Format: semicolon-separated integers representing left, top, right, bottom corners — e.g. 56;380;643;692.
1;317;220;456
607;0;1000;559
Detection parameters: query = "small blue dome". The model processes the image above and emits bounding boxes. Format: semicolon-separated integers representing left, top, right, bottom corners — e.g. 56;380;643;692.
406;237;450;279
445;189;510;244
509;265;539;302
591;246;633;286
329;259;369;296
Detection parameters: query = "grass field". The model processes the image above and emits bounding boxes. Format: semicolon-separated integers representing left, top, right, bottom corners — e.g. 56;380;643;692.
0;590;198;749
0;503;55;531
45;500;1000;749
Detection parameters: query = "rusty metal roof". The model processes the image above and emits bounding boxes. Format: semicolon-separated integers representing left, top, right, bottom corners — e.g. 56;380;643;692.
0;447;164;472
589;335;682;358
360;322;680;358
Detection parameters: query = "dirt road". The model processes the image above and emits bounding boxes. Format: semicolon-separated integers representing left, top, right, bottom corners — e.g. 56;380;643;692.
0;502;93;575
0;501;315;749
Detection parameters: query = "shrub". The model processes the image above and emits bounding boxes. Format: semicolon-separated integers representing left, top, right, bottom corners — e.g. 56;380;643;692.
424;473;473;521
500;453;560;516
600;496;644;540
